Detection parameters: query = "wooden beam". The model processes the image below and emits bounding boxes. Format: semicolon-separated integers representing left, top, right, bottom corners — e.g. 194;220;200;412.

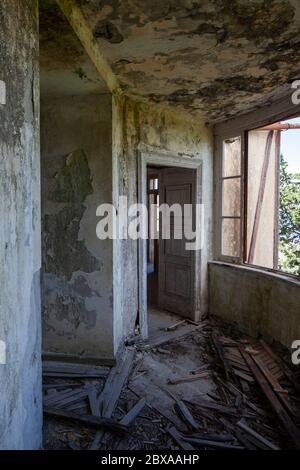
120;398;146;426
89;348;135;449
56;0;121;94
237;419;280;450
44;408;127;436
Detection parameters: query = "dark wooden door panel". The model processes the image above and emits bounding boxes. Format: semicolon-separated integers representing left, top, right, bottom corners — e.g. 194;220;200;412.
158;168;196;318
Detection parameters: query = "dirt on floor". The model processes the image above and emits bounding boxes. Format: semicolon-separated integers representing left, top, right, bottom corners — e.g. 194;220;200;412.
44;316;300;451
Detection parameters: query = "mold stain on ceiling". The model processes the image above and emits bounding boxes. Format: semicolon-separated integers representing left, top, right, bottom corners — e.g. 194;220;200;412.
42;0;300;121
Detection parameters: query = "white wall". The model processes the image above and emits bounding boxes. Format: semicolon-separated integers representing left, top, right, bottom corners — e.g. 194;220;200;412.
0;0;42;449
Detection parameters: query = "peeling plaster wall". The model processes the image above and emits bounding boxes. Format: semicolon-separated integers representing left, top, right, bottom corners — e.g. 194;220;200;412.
41;94;114;360
0;0;42;449
113;96;214;349
209;262;300;348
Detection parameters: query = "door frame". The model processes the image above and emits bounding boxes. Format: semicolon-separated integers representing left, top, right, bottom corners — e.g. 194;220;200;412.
138;144;203;339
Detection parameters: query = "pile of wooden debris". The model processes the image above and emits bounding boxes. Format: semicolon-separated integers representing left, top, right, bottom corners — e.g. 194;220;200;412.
43;317;300;450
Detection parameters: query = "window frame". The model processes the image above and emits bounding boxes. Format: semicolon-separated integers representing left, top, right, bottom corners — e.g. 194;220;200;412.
215;132;245;264
214;99;300;281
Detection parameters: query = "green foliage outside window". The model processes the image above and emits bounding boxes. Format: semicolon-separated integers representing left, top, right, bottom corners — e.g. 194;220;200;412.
279;154;300;276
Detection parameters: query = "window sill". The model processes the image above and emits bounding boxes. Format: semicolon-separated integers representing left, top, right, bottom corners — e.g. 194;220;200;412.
209;260;300;286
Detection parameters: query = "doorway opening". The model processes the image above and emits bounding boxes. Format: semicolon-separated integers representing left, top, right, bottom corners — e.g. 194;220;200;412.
147;166;197;335
138;150;202;339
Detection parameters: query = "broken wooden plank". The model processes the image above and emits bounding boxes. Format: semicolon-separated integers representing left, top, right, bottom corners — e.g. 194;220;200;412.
218;336;239;347
128;384;188;431
168;372;210;385
226;359;250;374
43;372;107;379
168;427;194;451
44;388;89;409
244;347;260;356
233;369;255;384
139;324;202;350
88;387;101;416
252;355;287;394
190;364;210;375
220;418;257;450
42;351;115;367
120;398;146;426
164;320;187;331
186;432;235;442
174;400;199;432
212;334;237;384
239;347;300;449
67;402;88;412
90;348;135;449
43;383;82;390
43;360;109;373
44;388;84;406
260;340;300;392
251;354;295;417
188;398;255;419
44;407;127;436
43;361;110;379
101;349;136;418
237;419;280;450
181;436;244;450
187;399;240;417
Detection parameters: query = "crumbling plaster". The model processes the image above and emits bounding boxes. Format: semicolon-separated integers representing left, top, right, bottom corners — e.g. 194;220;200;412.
41;94;114;360
60;0;300;122
0;0;42;449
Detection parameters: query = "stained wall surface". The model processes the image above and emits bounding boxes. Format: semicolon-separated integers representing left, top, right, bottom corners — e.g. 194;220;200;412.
209;262;300;348
0;0;42;450
41;94;114;360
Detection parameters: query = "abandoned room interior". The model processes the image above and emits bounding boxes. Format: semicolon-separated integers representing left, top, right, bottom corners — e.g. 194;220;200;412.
1;0;300;452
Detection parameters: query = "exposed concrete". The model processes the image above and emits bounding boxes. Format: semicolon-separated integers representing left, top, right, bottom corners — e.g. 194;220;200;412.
0;0;42;450
113;96;214;348
209;261;300;348
61;0;300;122
41;94;114;360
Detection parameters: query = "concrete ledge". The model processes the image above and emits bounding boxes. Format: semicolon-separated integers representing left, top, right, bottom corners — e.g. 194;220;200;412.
208;261;300;348
209;261;300;286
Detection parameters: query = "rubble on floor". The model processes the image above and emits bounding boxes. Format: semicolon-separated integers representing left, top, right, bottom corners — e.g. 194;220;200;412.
43;317;300;450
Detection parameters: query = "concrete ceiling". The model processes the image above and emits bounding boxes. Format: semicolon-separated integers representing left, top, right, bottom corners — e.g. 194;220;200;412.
77;0;300;122
40;0;108;97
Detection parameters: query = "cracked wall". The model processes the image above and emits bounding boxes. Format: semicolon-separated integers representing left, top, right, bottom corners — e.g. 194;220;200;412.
0;0;42;450
41;94;114;361
113;96;214;347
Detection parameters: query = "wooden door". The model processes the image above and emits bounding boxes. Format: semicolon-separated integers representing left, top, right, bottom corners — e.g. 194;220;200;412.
158;168;196;318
